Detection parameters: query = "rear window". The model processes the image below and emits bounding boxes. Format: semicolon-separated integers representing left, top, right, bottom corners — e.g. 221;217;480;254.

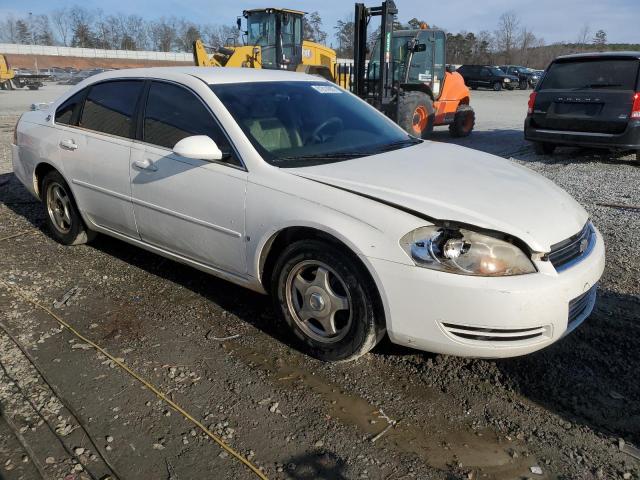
539;58;640;91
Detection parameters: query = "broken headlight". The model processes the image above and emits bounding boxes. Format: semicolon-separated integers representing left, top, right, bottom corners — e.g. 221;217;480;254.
400;226;536;276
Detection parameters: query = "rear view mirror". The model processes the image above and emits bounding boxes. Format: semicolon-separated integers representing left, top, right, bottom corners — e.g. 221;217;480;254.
173;135;222;161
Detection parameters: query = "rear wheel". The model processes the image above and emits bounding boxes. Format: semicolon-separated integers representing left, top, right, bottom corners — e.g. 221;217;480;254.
533;142;556;155
449;104;475;137
397;91;435;138
273;239;384;362
41;170;95;245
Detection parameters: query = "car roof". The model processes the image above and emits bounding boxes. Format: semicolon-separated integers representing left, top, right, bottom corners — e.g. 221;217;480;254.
85;66;322;85
555;51;640;61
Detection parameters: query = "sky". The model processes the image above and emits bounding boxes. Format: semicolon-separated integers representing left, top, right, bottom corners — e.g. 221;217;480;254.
1;0;638;46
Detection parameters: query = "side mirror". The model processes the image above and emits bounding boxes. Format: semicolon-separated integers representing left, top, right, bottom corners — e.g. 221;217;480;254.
446;64;456;73
413;43;427;52
173;135;222;161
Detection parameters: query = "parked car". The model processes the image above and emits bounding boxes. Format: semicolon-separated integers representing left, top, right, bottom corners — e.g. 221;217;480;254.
525;51;640;161
456;65;519;91
12;68;604;361
499;65;541;89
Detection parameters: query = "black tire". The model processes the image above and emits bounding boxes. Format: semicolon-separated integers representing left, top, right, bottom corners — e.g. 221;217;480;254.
533;142;556;155
41;170;95;245
519;80;528;90
272;239;385;362
449;104;475;138
0;81;6;90
27;85;39;90
397;91;435;138
636;151;639;163
493;81;502;91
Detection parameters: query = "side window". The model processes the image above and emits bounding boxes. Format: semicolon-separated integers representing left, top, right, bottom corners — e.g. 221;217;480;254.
480;68;490;77
80;80;143;138
143;81;240;167
55;89;86;126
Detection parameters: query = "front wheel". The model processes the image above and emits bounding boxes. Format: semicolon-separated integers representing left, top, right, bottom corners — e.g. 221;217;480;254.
41;170;95;245
397;91;435;138
449;104;475;137
493;81;502;91
273;240;384;362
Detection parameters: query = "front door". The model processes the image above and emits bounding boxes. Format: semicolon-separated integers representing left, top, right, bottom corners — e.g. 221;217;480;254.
130;81;247;275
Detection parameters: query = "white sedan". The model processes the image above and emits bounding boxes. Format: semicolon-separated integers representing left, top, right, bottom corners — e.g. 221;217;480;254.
11;67;605;361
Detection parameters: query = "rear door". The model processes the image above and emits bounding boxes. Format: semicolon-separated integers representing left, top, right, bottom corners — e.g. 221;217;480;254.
58;80;143;237
532;57;640;134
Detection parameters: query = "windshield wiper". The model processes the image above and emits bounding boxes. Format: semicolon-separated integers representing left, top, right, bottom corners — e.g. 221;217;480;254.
574;83;622;89
366;137;422;154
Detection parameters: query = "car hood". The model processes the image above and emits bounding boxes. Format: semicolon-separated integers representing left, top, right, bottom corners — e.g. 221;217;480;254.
288;142;588;252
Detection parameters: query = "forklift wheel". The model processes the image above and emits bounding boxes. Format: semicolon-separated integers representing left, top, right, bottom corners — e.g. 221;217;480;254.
398;91;434;138
449;105;475;138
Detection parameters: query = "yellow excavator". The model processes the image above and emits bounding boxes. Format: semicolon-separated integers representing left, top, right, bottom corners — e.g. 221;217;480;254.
193;8;337;81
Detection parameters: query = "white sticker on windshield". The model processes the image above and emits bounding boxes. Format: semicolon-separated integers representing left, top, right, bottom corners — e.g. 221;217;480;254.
311;85;343;94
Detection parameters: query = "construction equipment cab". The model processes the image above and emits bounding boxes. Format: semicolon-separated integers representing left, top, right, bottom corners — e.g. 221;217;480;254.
347;2;475;138
193;8;335;80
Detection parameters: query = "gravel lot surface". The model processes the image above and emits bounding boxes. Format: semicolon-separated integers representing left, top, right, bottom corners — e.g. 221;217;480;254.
0;83;638;480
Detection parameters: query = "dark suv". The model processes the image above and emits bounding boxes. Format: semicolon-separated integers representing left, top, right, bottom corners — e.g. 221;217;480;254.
499;65;541;90
525;52;640;161
456;65;519;91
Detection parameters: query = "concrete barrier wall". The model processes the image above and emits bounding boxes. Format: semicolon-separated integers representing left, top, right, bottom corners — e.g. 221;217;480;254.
0;43;193;62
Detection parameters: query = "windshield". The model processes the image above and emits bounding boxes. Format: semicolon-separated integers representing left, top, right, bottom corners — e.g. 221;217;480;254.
490;67;505;76
211;81;419;167
539;58;640;90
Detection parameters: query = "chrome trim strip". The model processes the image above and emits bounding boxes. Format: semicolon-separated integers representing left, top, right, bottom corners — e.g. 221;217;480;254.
71;179;130;201
72;179;242;238
534;129;616;137
131;197;242;238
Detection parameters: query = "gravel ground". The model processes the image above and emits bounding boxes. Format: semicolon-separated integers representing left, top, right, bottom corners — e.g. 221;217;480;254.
0;83;638;480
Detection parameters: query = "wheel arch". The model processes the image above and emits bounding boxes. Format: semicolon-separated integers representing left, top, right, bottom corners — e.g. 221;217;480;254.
257;225;387;325
33;162;58;199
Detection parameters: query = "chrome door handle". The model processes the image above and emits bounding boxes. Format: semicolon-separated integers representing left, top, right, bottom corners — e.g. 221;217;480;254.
59;139;78;151
133;158;157;171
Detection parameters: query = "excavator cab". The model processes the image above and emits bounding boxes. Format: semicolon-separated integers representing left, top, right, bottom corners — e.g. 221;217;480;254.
244;8;304;70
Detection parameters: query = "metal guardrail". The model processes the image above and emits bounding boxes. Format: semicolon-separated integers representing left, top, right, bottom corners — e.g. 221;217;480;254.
0;43;193;62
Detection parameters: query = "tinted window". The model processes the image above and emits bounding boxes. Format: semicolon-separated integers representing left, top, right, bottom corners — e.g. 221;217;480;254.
540;59;640;90
80;81;143;138
55;89;86;125
143;81;238;166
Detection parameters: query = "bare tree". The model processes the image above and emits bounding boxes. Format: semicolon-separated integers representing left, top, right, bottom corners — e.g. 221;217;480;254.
150;17;177;52
494;11;520;63
0;15;19;43
69;6;95;48
50;8;72;46
576;23;591;45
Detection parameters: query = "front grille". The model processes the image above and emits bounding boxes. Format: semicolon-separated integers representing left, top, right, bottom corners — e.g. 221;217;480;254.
547;222;595;272
568;285;598;330
442;323;549;342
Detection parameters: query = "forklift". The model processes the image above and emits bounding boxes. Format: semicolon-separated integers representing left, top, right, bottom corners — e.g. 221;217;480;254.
193;8;336;81
339;1;475;138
